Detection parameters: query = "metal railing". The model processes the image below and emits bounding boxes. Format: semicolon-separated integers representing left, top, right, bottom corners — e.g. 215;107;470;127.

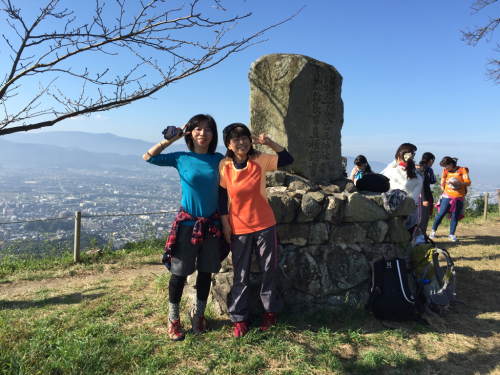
0;210;178;262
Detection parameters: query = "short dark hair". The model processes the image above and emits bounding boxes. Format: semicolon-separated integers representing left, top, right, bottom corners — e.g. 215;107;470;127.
224;124;256;159
440;156;458;168
419;152;435;168
354;155;372;173
184;114;218;154
395;144;417;180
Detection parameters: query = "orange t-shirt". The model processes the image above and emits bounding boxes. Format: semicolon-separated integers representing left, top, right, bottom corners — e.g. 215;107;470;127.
441;167;471;198
219;154;278;235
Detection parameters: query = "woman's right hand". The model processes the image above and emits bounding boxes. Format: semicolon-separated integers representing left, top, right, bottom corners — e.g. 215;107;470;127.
169;124;190;143
423;201;429;207
222;222;232;244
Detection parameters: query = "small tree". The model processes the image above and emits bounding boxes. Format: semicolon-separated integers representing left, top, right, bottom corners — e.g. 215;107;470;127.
0;0;301;136
461;0;500;83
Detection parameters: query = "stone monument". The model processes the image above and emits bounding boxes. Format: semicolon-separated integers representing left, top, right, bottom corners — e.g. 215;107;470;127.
180;55;417;317
249;54;344;183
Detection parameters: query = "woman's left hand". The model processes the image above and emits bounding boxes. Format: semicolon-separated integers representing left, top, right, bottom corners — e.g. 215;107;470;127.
251;133;272;146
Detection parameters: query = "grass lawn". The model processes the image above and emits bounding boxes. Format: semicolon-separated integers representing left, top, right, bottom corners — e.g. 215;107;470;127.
0;215;499;374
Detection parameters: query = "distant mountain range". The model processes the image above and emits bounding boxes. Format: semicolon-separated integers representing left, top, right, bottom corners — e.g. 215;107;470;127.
2;131;388;173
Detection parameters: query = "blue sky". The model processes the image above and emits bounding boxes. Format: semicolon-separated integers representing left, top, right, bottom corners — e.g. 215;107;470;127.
2;0;499;185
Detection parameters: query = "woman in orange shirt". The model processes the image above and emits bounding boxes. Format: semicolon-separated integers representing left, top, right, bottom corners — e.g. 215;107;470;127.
429;157;471;242
219;123;294;338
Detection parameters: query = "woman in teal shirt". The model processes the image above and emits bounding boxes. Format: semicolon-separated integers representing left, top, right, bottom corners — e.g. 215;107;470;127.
143;114;225;341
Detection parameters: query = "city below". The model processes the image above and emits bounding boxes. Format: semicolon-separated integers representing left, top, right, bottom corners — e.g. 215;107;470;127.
0;131;497;251
0;165;182;248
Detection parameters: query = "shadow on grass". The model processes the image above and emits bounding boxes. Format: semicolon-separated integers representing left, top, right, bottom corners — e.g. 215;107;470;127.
0;292;105;310
431;234;500;249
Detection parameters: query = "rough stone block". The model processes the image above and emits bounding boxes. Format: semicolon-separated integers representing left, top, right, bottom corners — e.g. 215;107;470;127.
288;190;305;199
281;244;371;297
284;174;318;192
384;217;411;243
249;54;343;183
219;257;232;273
212;272;233;313
307;191;325;204
342;192;388;222
359;242;409;261
276;223;310;246
319;184;341;194
320;195;344;225
329;222;367;244
390;197;418;217
332;178;355;192
296;193;323;222
367;220;389;243
308;222;329;244
267;192;298;224
267;186;287;194
266;170;286;187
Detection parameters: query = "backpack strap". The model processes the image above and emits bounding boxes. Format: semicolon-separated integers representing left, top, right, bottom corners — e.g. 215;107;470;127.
364;256;385;310
395;258;415;305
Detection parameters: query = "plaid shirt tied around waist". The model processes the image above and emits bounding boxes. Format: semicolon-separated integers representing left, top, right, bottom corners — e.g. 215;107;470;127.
162;207;229;270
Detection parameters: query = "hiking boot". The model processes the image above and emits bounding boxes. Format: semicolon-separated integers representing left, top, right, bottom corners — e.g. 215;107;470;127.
429;230;436;239
188;308;208;335
448;234;458;242
260;312;278;331
167;319;185;341
233;320;249;338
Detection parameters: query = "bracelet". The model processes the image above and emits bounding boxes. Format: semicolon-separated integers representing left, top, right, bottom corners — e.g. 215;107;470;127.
160;141;165;150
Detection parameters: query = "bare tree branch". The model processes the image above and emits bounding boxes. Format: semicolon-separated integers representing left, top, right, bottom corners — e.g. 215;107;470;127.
461;0;500;83
0;0;304;135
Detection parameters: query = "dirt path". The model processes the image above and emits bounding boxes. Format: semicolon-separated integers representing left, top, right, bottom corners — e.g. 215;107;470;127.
0;264;164;299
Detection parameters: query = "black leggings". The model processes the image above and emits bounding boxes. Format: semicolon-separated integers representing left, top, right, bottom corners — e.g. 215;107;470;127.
169;271;212;304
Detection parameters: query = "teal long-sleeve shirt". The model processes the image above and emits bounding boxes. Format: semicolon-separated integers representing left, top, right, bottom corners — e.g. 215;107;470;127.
147;151;224;225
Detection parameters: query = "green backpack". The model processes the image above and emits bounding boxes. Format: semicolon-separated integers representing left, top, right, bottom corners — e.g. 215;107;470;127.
411;240;464;317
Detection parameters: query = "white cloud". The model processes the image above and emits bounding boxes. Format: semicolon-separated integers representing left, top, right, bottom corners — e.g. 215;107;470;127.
94;114;108;121
69;115;85;121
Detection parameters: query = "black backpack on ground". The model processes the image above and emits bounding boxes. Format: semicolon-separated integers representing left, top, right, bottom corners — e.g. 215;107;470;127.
364;257;417;321
356;173;390;193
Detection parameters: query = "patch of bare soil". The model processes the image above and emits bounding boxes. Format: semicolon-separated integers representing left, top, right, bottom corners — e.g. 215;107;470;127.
0;264;164;299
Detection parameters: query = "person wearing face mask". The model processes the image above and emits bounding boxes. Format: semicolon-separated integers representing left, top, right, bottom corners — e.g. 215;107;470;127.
218;123;294;338
143;114;227;342
429;157;471;242
381;144;423;235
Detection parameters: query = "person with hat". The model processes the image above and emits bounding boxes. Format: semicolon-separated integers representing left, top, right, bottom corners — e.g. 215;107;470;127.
218;123;294;338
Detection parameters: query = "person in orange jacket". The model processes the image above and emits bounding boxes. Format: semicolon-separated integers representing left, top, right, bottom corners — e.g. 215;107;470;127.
429;157;471;242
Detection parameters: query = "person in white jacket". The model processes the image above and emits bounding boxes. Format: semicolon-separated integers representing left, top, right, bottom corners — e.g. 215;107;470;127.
381;144;423;234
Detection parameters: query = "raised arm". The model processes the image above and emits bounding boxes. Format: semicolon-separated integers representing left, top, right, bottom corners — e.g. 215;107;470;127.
251;133;284;153
142;124;190;161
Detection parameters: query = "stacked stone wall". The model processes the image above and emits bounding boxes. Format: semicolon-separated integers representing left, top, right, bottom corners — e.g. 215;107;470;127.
186;172;415;315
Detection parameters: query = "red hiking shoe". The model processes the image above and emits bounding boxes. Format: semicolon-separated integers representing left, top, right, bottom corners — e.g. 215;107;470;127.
233;320;249;338
260;312;278;331
167;319;185;342
188;308;208;335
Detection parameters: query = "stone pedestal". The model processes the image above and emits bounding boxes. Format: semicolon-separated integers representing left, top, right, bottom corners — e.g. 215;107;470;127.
249;54;344;183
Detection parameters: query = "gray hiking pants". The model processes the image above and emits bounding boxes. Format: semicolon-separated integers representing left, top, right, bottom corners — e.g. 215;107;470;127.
228;225;283;322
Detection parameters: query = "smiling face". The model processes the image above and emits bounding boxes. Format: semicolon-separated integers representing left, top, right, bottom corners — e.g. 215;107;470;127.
228;134;251;160
191;121;213;151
